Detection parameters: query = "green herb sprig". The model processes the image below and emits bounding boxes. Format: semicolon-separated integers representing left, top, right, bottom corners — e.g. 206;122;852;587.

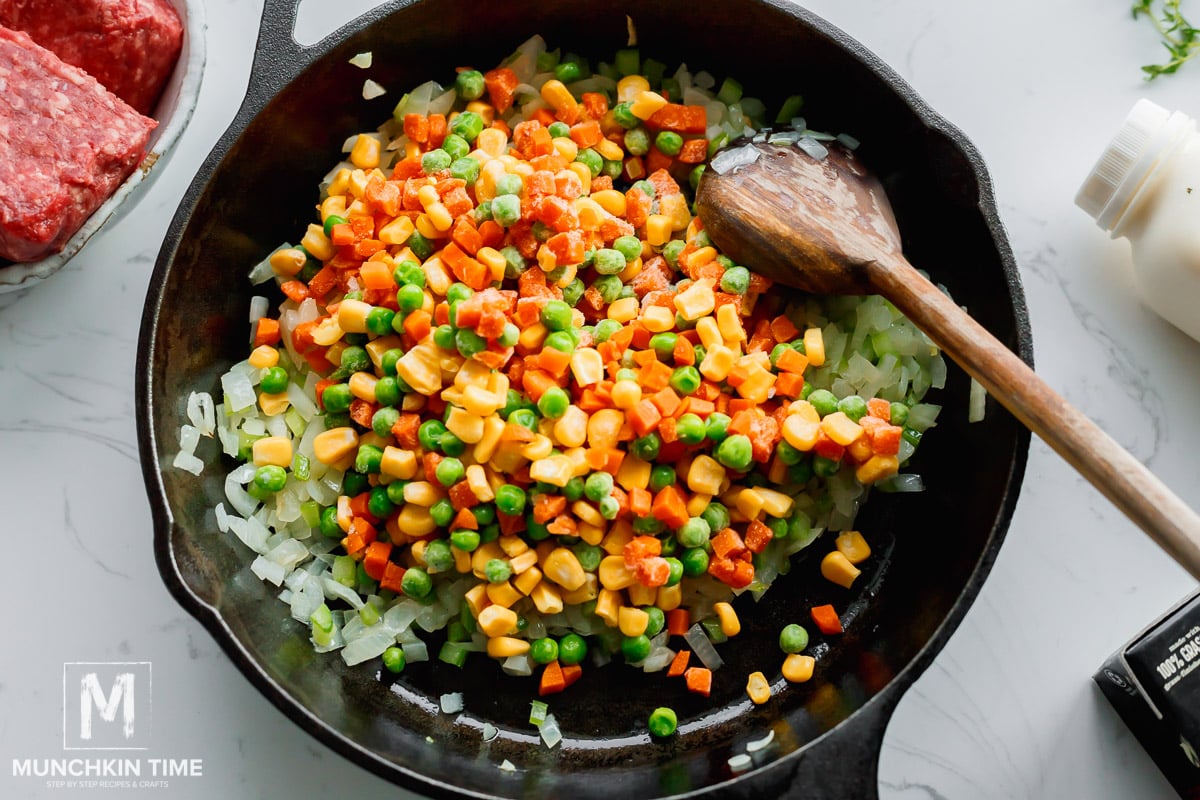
1133;0;1200;78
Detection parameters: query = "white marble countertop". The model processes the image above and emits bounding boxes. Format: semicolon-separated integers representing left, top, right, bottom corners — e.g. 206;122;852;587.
3;0;1199;797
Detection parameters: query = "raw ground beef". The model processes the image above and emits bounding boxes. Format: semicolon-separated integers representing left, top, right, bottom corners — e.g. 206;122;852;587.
0;26;156;263
0;0;183;115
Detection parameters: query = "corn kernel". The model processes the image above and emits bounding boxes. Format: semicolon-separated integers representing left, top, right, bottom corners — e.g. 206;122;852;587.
395;343;443;395
782;654;816;683
313;427;359;465
687;455;726;496
561;572;599;604
417;184;441;209
348;371;378;402
572;501;604;528
782;414;820;451
486;580;523;609
567;161;592;194
402;481;441;507
674;280;716;321
327;168;352;197
529;454;573;486
577;522;605;546
464;583;490;616
518;322;548;351
509;550;539;575
477;605;518;638
804;327;826;366
300;223;334;261
608;296;639;322
396;503;436;537
820;411;864;446
594;588;622;626
734;487;765;520
595;137;624;161
259;391;290;416
453;544;472;573
552;405;588;449
688;246;717;268
269;247;307;277
543;547;587;591
427;201;454;232
444;406;485;445
540;79;579;117
616;74;650;103
716;303;747;343
252;436;293;468
380;446;418;480
309;315;344;347
349;134;381;169
513;564;543;594
486;637;530;659
756;487;795;518
855;454;899;484
615;606;649;638
569;348;604;387
659;193;692;231
847;436;874;463
378;215;414;245
641;305;675;333
249;346;280;370
471;542;506;577
597;555;637;590
610;380;642;410
736;367;776;404
474;414;506;464
466;464;494;502
552;136;579;161
587;408;625;450
630;90;668;120
530;581;565;615
476;246;507;282
645;214;673;247
686;493;712;517
746;671;771;705
656;583;682;611
347;169;370;198
821;550;862;589
476;127;508;157
616;455;651;491
590;189;627;217
836;531;872;564
713;602;741;638
601;520;633;556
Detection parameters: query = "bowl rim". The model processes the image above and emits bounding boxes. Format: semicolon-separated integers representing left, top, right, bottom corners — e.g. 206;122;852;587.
0;0;208;294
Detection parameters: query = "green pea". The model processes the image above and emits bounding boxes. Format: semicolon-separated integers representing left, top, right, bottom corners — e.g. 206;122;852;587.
401;567;433;598
661;239;685;268
439;431;466;458
432;324;457;351
547;121;571;138
573;543;603;572
255;366;287;396
592;319;621;343
393;259;426;287
623;127;650;156
649;332;677;361
530;637;559;665
808;389;839;417
381;348;404;376
450;156;481;184
340;346;371;374
449;111;484;142
355;444;383;474
495;484;526;516
537;387;570;419
598;495;620;520
491;194;521;226
622;634;652;663
541;300;573;332
838;395;868;422
680;547;709;577
525;516;551;540
367;485;394;519
382;646;406;674
675;413;706;445
342;471;369;496
497;322;520;347
632;432;661;461
455;69;485;100
584;471;614;502
495;173;524;197
788;460;814;485
700;502;730;533
471;504;496;527
677;517;711;548
386;480;409;506
575;148;603;177
441;133;470;161
362;306;393;336
456;328;487;358
562;476;585;502
558;633;588;665
776;440;804;465
643;606;666;637
889;402;910;427
655;131;683;156
689;164;705;190
669;365;701;395
396;283;425;314
704;412;731;443
509;408;538;431
553;60;583;83
430;498;456;527
421;149;452;174
319;505;341;538
779;623;810;654
418;420;447;451
813;455;841;477
613;235;642;263
648;707;677;738
484;558;513;584
663;557;684;586
593;248;627;276
612;101;637;129
720;265;751;294
450;529;480;552
435;457;465;487
372;407;400;438
649;465;677;492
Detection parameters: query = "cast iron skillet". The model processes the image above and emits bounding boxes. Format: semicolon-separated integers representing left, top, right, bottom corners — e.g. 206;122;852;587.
136;0;1031;796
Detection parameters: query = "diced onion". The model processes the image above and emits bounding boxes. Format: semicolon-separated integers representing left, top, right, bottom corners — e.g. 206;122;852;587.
363;80;387;100
499;760;516;772
746;729;775;753
250;556;287;586
341;628;394;665
538;713;562;749
710;144;760;175
440;693;464;714
186;391;215;435
349;51;372;68
172;450;203;475
402;640;428;663
796;136;829;160
727;754;752;773
481;723;499;742
968;377;987;422
684;623;725;670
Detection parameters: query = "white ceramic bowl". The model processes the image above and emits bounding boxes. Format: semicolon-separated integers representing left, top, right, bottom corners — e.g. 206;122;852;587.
0;0;207;294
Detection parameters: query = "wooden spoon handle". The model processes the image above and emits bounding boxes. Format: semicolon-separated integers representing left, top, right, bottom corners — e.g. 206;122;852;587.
873;256;1200;579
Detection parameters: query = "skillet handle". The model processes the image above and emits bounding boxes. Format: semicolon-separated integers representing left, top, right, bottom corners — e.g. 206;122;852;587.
250;0;308;83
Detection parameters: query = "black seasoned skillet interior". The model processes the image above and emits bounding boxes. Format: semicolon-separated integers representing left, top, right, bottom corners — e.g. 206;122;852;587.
137;0;1031;797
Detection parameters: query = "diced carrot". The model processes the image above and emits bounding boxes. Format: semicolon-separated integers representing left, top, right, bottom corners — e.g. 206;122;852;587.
423;451;443;484
540;661;568;696
644;147;674;175
533;493;568;524
521;369;557;403
358;260;396;291
776;373;805;398
569;119;603;148
638;360;673;392
635;556;671;587
561;662;583;688
591;175;615;192
484;67;519;112
647;104;708;133
253;317;281;347
775;347;809;375
449;480;478;511
813;430;846;461
390;412;422;449
280;280;309;303
744;519;774;554
547;514;577;536
478;219;505;249
870;425;903;456
627;399;663;437
581;92;608;120
770;315;800;342
612;484;646;517
403;113;428;144
342;531;366;556
427;113;447;149
686;398;715;418
711;527;747;560
452;216;483;255
867;398;892;421
348;516;378;546
403;309;432;342
666;608;690;637
658;416;679;443
666;649;691;678
811;604;844;635
729;559;755;588
677;137;708;164
349;398;376;428
685;667;712;697
362;540;393;581
380;561;407;593
623;535;662;567
452;506;479;531
650;485;689;529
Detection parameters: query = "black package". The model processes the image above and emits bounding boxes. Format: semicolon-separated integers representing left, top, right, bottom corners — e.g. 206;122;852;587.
1095;591;1200;799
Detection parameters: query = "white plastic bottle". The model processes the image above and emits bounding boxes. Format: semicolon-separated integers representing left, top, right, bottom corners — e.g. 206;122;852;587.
1077;98;1200;342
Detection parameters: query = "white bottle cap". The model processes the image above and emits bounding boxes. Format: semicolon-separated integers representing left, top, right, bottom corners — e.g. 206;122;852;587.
1077;99;1193;232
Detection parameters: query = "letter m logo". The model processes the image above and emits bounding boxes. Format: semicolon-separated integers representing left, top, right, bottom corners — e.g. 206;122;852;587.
63;662;151;750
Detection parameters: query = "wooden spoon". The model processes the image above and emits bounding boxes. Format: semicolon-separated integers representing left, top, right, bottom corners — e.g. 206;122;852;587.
695;139;1200;580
